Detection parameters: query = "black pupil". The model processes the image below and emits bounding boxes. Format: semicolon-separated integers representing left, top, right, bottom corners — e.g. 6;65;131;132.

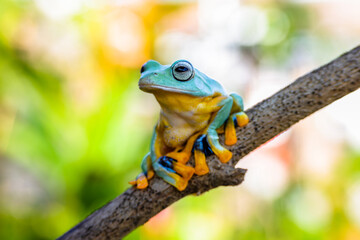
175;66;188;72
140;65;145;73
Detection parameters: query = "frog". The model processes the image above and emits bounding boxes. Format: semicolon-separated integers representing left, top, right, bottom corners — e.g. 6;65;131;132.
129;59;249;191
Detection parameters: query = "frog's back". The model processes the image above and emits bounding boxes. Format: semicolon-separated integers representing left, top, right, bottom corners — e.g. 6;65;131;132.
194;70;227;97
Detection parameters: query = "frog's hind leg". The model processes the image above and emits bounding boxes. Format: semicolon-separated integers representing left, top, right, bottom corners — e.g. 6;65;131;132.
162;132;201;182
153;156;191;191
166;132;201;164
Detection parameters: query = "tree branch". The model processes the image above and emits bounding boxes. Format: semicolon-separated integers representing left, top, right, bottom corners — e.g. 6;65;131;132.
58;46;360;240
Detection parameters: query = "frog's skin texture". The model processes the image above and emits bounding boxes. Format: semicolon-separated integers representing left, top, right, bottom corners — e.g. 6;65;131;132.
129;60;249;191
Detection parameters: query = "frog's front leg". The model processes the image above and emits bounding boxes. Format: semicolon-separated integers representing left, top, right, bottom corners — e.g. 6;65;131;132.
223;93;249;146
190;96;234;175
129;153;154;189
129;124;161;190
206;96;234;163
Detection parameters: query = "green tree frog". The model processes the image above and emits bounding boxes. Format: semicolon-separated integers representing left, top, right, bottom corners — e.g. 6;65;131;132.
129;60;249;191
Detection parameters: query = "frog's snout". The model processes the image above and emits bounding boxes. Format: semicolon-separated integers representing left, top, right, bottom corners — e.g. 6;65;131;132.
138;74;157;92
139;60;162;92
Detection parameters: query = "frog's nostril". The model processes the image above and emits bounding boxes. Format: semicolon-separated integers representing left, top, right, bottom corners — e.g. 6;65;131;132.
154;73;158;76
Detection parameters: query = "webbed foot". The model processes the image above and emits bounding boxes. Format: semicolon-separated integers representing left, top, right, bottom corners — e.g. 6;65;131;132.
207;130;233;163
153;156;195;191
192;130;233;175
129;170;154;189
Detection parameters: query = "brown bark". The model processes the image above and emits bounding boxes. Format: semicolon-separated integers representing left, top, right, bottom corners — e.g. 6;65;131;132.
58;46;360;240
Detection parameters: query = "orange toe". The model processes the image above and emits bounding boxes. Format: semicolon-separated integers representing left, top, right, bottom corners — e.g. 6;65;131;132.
225;118;237;146
128;180;137;185
147;169;155;179
173;162;195;181
236;113;249;127
218;149;232;163
136;174;148;189
166;151;190;164
194;150;209;175
175;178;188;191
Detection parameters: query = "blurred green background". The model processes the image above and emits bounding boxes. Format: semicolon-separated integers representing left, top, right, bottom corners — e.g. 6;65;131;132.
1;0;360;239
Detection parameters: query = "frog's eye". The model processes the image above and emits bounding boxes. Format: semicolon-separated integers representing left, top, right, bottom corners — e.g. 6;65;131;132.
172;60;194;81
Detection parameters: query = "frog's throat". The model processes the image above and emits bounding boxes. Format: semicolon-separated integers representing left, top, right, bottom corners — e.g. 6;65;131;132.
139;84;198;95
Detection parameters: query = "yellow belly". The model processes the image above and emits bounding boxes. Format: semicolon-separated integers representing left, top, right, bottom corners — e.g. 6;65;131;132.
162;121;208;148
155;92;220;148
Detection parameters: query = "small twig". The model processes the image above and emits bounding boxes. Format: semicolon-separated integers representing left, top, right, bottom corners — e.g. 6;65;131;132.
58;46;360;240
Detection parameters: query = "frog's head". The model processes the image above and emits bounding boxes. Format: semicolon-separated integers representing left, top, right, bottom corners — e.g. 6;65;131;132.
138;60;215;97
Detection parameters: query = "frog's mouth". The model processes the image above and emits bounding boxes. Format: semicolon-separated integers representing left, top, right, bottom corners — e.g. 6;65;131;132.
139;83;197;95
